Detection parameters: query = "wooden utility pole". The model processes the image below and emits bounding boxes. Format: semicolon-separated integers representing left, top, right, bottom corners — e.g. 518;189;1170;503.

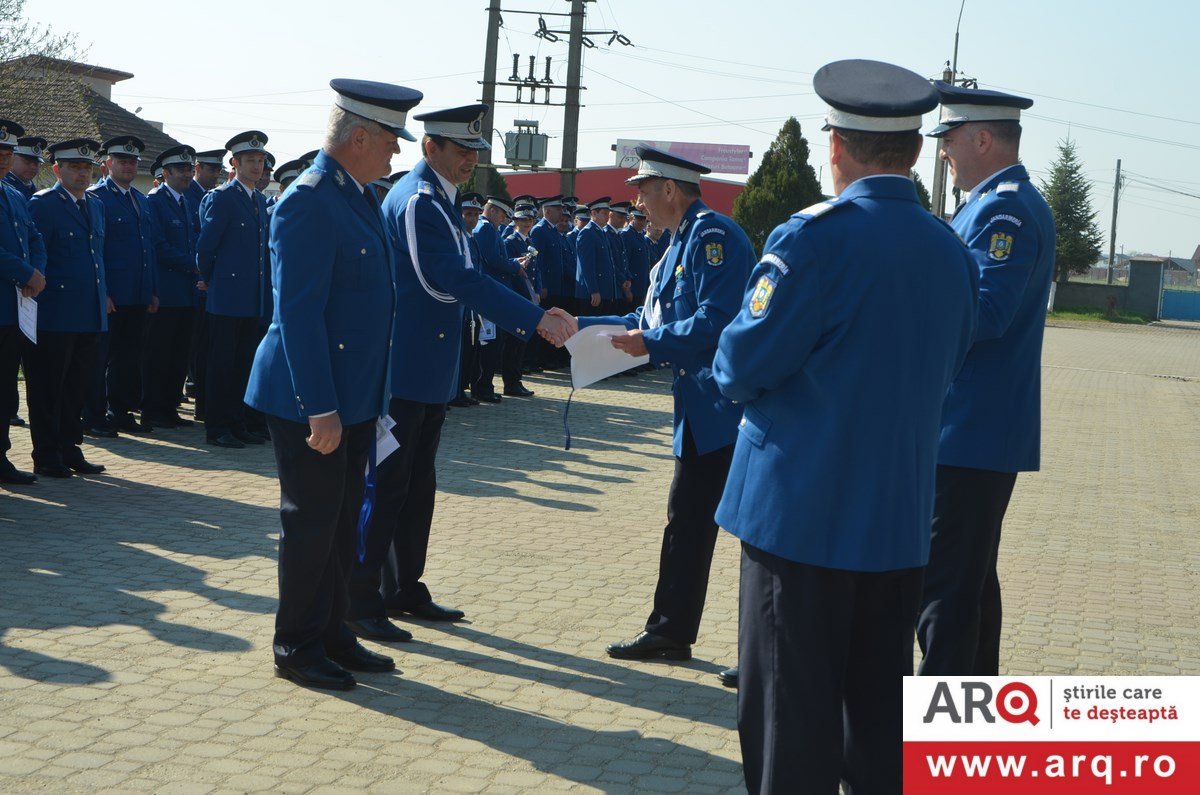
1106;159;1122;285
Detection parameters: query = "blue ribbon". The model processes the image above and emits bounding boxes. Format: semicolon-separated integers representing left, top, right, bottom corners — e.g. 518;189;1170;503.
356;427;378;564
562;388;576;451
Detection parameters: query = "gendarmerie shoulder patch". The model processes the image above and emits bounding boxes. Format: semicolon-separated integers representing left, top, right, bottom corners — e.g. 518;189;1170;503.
748;274;777;318
294;171;323;190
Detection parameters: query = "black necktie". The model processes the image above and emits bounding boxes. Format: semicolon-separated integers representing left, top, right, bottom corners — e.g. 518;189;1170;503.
178;195;186;214
77;198;90;230
125;189;139;217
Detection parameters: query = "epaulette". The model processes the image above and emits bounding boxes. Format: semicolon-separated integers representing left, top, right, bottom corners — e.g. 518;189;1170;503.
33;188;55;198
417;180;435;197
797;199;841;221
292;170;323;191
996;182;1020;193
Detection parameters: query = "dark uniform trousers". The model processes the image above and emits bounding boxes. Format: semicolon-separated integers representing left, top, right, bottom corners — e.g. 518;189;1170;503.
348;398;446;619
458;314;480;394
22;331;99;467
268;414;370;666
645;426;734;644
189;295;208;417
1;325;20;457
142;307;195;420
916;464;1018;676
500;331;526;390
105;305;147;417
243;325;269;434
204;313;259;438
738;543;922;795
472;335;503;399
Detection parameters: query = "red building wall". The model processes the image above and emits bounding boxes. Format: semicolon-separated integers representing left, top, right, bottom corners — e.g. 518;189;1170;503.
501;166;746;217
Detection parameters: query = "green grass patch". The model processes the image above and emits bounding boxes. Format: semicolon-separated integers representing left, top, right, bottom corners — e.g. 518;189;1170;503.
1047;306;1149;325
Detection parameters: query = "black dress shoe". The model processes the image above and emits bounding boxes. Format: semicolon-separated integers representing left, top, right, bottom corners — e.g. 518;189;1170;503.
110;414;153;434
390;601;465;622
273;657;356;690
33;464;73;479
606;631;692;661
329;642;397;673
718;666;739;688
502;386;535;398
231;428;265;445
448;395;472;408
0;462;37;485
65;458;106;475
345;617;413;643
463;394;480;406
144;412;195;429
9;415;25;427
84;425;118;439
208;434;245;449
472;392;502;404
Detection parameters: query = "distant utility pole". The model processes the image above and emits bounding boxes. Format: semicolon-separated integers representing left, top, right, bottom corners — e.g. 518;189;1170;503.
560;0;586;197
1107;158;1122;285
476;0;503;196
930;0;970;219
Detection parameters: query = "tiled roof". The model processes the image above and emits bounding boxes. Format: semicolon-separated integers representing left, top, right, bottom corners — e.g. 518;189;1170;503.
0;67;182;175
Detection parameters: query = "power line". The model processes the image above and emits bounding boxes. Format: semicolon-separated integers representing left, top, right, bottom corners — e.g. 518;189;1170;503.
588;91;814;107
1024;113;1200;152
981;83;1200;128
1123;177;1200;202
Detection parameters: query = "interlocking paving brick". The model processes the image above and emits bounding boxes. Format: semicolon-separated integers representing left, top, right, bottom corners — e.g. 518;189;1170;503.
1;322;1198;791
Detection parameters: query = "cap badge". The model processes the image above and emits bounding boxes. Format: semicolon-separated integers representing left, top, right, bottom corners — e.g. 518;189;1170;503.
79;144;91;156
468;118;482;135
249;137;262;149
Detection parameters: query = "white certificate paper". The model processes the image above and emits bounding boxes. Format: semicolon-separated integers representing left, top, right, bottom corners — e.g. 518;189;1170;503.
16;287;36;344
565;324;650;389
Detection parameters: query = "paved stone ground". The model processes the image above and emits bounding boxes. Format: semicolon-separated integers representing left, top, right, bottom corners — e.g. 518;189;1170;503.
1;322;1198;793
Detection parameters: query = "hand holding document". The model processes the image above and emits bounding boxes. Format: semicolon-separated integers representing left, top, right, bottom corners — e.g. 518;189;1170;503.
564;324;650;389
16;287;36;344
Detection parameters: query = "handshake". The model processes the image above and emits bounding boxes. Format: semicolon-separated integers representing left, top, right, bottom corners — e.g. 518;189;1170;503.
536;307;579;347
535;307;649;357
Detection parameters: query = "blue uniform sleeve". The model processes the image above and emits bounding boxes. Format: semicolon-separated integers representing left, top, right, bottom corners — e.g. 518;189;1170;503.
963;200;1041;342
642;220;753;366
196;191;228;282
476;222;522;277
578;311;641;331
714;228;823;403
27;205;46;274
271;188;339;416
0;198;38;286
402;196;544;339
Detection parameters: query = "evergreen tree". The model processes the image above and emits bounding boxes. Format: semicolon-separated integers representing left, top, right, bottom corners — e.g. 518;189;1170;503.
733;117;824;254
1039;138;1103;282
911;170;932;212
463;164;511;203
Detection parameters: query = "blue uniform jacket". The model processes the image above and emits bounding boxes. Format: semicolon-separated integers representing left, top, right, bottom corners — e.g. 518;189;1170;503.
605;224;631;285
3;172;36;203
28;184;108;333
184;180;207;233
530;217;565;296
620;225;652;298
580;200;754;456
505;232;539;296
560;228;577;296
939;164;1056;473
574;220;617;300
383;160;544;404
472;217;523;293
0;182;46;326
653;229;672;261
87;177;155;307
197;180;269;318
147;186;199;308
714;176;979;572
246;151;395;425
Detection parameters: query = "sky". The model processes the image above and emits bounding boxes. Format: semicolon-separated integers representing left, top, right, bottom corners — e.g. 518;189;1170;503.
23;0;1200;259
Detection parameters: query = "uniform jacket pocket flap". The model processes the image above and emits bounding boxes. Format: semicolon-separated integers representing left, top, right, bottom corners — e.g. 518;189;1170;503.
740;404;771;447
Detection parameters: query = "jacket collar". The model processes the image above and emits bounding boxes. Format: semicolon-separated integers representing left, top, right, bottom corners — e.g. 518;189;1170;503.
314;150;385;238
838;174;920;204
969;163;1029;203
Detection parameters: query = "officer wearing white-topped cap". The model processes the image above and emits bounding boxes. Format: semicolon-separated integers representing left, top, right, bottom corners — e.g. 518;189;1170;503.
245;78;421;690
348;104;572;633
5;134;47;202
714;60;978;793
916;83;1055;678
196;130;270;449
558;146;755;667
143;145;201;429
25;139;110;478
469;194;523;403
0;120;46;485
85;135;158;435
